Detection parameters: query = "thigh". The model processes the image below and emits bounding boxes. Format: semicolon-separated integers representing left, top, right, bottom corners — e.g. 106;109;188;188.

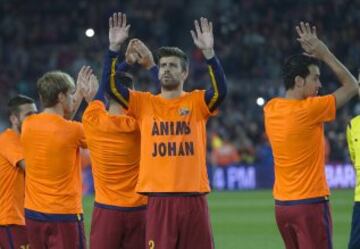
146;197;178;249
122;210;146;249
26;218;48;249
177;196;214;249
48;221;86;249
275;205;299;249
296;202;332;249
90;207;124;249
9;225;29;249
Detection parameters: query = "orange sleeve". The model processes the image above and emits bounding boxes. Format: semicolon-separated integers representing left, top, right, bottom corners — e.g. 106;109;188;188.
0;134;23;167
306;95;336;124
74;122;87;148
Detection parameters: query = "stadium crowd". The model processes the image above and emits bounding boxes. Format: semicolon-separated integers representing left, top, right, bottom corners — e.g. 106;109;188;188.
1;0;360;164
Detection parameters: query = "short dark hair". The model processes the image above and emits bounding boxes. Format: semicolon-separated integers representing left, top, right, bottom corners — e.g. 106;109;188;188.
155;47;189;71
116;71;134;89
8;95;35;116
282;54;320;90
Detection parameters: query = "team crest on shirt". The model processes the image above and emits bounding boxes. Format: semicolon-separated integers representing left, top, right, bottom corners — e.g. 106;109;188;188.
178;107;190;116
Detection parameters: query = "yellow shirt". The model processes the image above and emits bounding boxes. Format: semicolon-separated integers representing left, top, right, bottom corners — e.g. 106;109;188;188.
346;116;360;201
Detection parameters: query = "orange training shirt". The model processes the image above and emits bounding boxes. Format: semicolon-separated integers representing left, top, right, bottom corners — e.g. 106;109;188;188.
82;100;147;207
21;113;87;214
264;95;336;200
0;129;25;225
127;90;213;193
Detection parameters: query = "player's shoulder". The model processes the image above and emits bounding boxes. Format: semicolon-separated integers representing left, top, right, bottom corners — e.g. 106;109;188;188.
263;97;285;112
190;89;205;97
130;90;152;98
83;100;105;117
349;115;360;129
304;94;334;105
0;129;17;142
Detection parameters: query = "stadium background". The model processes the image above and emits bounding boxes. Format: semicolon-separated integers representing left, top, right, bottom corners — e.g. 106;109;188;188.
1;0;359;248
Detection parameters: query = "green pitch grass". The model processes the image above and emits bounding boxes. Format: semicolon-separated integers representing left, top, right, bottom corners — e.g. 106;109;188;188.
83;189;354;249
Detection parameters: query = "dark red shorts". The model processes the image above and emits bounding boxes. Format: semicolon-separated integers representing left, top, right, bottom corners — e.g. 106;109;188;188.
275;197;333;249
90;203;146;249
25;209;86;249
0;225;28;249
146;194;214;249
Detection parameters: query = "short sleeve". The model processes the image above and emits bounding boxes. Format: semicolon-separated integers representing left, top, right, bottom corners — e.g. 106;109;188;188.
306;95;336;124
0;133;23;167
73;122;87;149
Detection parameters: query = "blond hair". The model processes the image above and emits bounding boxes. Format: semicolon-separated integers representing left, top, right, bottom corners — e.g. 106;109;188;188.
37;71;75;107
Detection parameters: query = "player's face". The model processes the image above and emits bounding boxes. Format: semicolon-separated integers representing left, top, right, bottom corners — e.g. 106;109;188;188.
12;103;37;132
158;56;188;91
303;65;321;97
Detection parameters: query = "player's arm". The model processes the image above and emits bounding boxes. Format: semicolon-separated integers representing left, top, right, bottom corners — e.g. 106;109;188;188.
347;122;356;164
191;17;227;112
103;12;131;109
296;22;358;109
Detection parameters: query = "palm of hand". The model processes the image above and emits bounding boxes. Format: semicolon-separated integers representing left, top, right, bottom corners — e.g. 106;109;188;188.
301;37;327;58
195;32;214;50
109;27;128;45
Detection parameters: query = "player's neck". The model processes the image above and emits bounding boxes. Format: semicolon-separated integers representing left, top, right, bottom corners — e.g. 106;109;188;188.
42;105;65;117
108;103;124;115
160;88;184;99
10;125;20;135
285;89;304;100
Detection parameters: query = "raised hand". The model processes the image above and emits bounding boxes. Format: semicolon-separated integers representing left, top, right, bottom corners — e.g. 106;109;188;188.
76;66;98;103
190;17;214;59
296;22;330;60
125;39;140;65
109;12;130;52
132;39;155;69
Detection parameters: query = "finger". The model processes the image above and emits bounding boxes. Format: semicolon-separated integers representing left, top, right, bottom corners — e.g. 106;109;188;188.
305;22;311;34
125;24;131;33
200;17;207;32
109;17;113;28
209;21;213;34
302;52;315;58
122;13;127;28
117;12;122;27
300;22;306;34
86;67;93;79
78;66;85;76
113;13;118;27
190;30;197;42
194;20;201;35
312;26;317;37
295;26;303;37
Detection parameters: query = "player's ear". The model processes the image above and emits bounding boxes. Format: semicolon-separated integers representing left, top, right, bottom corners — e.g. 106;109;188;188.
182;67;189;80
9;113;19;126
58;92;66;104
294;75;305;88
